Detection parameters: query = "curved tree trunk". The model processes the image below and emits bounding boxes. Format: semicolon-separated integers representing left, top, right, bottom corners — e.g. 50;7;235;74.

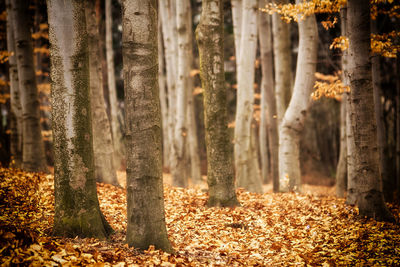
106;0;124;170
279;1;318;192
48;0;112;239
6;0;22;168
347;0;394;221
196;0;240;207
11;0;47;172
233;0;262;193
259;0;279;191
123;0;173;252
272;0;292;124
85;1;118;186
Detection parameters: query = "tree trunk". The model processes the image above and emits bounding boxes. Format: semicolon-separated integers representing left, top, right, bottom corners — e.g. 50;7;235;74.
106;0;125;170
231;0;242;65
6;0;22;168
48;0;113;238
278;0;318;192
272;0;292;124
336;8;348;198
11;0;47;172
397;50;400;203
196;0;240;207
347;0;394;221
123;0;173;252
259;0;279;191
85;1;118;186
233;0;263;193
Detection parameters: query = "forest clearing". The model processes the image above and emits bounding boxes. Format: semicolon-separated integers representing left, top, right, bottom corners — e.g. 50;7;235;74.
1;167;400;266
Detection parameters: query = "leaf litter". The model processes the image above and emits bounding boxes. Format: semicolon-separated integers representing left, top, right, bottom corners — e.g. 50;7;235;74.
1;167;400;266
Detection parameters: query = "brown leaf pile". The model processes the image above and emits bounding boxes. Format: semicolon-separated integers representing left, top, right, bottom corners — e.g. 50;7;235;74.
1;167;400;266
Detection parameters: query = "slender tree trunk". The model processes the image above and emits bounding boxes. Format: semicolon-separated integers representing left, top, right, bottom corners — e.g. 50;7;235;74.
123;0;173;252
278;1;318;192
231;0;242;66
6;0;22;167
336;8;348;198
106;0;124;170
233;0;263;193
272;0;292;124
11;0;47;172
259;0;279;191
196;0;240;207
397;51;400;203
85;0;118;186
347;0;394;221
48;0;113;238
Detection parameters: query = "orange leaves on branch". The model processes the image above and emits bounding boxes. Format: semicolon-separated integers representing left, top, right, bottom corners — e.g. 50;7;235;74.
330;36;349;51
371;31;400;58
312;72;349;100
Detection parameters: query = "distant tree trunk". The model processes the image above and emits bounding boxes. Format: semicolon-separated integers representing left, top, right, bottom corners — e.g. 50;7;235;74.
231;0;242;65
397;51;400;203
196;0;240;207
272;0;292;124
336;8;348;198
11;0;47;172
6;0;22;167
106;0;124;170
158;19;170;169
259;0;279;191
85;0;118;186
347;0;394;221
279;1;318;192
48;0;113;238
123;0;173;252
233;0;263;193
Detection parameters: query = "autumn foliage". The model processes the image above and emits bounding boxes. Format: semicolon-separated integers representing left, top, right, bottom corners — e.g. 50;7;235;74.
0;167;399;265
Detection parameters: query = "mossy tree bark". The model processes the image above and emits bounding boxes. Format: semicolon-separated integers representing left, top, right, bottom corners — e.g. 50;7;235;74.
259;0;279;192
122;0;173;252
278;0;318;192
48;0;113;239
85;0;118;186
196;0;240;207
6;0;22;168
347;0;394;221
11;0;47;172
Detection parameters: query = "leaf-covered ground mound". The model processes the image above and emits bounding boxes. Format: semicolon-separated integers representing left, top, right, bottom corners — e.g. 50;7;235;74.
1;167;400;266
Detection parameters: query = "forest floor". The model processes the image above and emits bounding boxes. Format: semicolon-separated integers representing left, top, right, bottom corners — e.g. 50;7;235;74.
1;167;400;266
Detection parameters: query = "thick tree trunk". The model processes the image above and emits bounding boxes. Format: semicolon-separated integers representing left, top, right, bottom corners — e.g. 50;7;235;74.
106;0;124;170
272;0;292;124
336;8;348;198
48;0;113;238
259;0;279;191
196;0;240;207
279;1;318;192
347;0;394;221
6;0;22;168
11;0;47;172
123;0;173;252
85;1;118;186
233;0;263;193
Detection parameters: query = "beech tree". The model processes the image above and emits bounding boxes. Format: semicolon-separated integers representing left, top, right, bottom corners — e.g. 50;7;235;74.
11;0;47;172
122;0;173;252
85;0;118;186
278;0;318;192
48;0;112;238
196;0;240;207
346;0;394;221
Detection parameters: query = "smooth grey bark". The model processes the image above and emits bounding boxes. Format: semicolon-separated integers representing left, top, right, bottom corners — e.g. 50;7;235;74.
85;0;118;186
106;0;125;170
272;0;292;124
233;0;263;193
259;0;279;191
48;0;112;238
6;0;22;167
196;0;240;207
347;0;394;221
11;0;47;172
123;0;173;252
278;0;318;192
